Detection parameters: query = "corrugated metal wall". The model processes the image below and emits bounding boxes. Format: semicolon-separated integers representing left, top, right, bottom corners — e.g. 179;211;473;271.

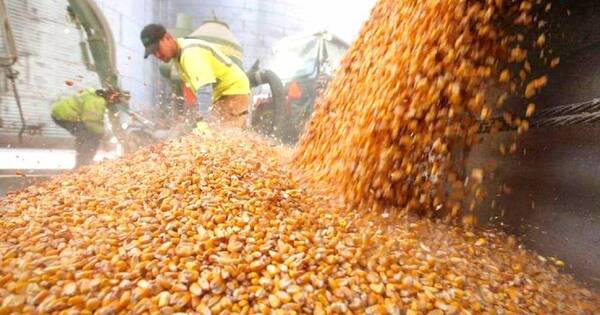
0;0;160;147
0;0;99;141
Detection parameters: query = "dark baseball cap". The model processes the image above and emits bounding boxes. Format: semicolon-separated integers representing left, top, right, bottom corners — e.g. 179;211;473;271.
140;24;166;58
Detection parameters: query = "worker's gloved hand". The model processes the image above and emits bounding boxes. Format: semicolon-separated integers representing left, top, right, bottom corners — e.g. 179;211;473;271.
97;88;131;105
194;121;211;136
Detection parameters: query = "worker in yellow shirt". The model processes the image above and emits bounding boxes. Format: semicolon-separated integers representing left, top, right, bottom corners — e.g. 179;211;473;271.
140;24;251;128
51;88;121;167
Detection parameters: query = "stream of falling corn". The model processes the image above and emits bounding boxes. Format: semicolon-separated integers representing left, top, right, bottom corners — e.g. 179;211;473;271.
1;0;599;314
295;0;554;216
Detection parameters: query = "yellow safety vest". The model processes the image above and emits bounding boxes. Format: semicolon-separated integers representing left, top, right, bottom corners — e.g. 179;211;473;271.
51;88;107;135
176;38;250;102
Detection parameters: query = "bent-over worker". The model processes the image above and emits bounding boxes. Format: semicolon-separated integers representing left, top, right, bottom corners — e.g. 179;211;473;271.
140;24;251;128
51;88;120;167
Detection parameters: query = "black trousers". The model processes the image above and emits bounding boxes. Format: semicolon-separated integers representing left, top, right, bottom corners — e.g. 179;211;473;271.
52;117;101;167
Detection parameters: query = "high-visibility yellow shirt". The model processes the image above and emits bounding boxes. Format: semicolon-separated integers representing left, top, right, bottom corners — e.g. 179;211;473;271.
51;88;107;135
176;38;250;102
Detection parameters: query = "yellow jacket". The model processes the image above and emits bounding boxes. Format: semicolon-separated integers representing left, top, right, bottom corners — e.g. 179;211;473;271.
176;38;250;102
51;88;107;135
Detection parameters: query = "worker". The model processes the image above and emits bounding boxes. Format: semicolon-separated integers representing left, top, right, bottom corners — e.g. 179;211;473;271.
140;24;251;128
51;88;121;168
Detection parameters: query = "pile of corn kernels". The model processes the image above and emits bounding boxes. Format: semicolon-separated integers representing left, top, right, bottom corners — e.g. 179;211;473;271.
295;0;555;216
0;132;598;314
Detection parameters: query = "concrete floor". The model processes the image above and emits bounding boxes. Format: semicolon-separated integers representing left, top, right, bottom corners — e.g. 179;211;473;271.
0;148;74;195
0;148;121;196
0;148;75;170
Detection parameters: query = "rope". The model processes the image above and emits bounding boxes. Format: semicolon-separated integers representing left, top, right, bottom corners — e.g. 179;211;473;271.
479;97;600;133
531;111;600;128
534;98;600;118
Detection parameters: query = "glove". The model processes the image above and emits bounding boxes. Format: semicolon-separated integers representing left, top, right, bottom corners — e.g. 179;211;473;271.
193;121;212;136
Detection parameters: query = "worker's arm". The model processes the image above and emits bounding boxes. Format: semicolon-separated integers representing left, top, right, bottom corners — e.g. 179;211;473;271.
196;86;213;118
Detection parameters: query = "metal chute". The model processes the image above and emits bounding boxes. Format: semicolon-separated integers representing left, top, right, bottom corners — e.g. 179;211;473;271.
66;0;130;150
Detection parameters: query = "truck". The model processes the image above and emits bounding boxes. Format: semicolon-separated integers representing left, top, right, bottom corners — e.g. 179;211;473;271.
250;31;350;143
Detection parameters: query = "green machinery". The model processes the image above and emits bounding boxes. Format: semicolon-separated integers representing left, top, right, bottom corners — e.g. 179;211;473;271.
67;0;119;89
66;0;132;149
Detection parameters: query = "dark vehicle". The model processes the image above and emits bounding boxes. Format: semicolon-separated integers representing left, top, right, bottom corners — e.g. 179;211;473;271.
250;31;349;143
